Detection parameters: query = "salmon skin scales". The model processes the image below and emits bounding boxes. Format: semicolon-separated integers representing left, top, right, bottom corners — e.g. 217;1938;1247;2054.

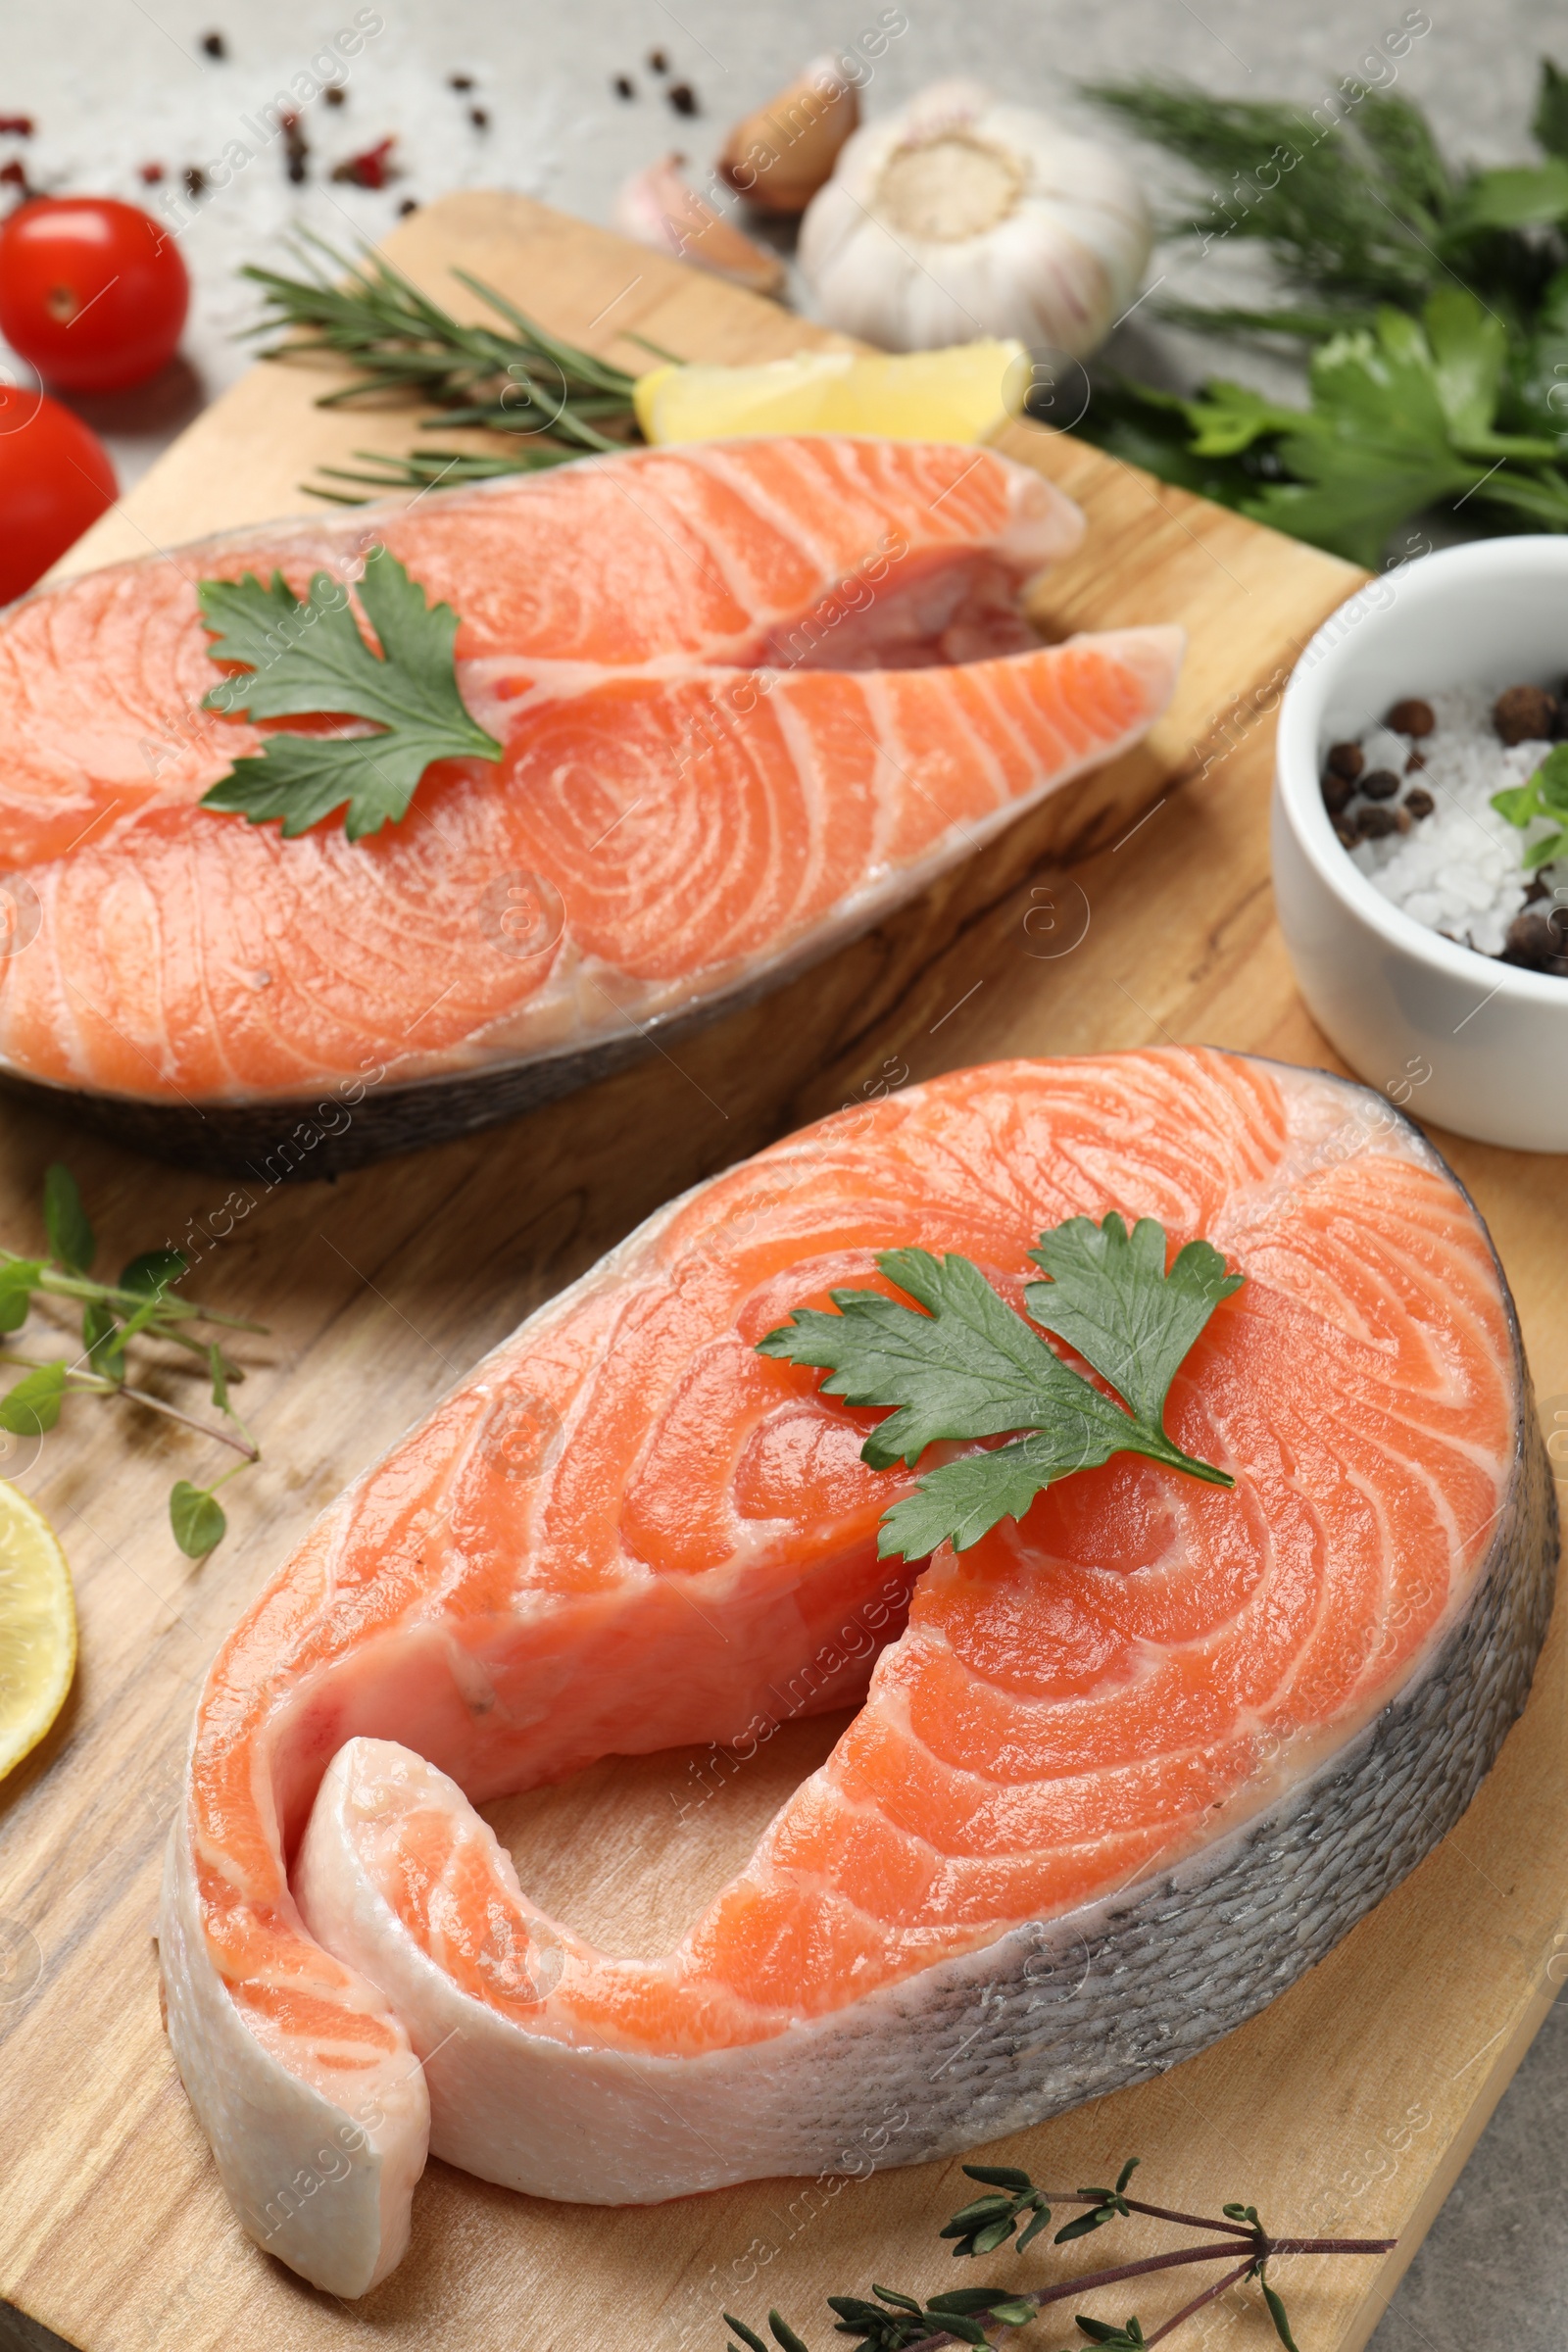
0;438;1182;1173
158;1048;1556;2295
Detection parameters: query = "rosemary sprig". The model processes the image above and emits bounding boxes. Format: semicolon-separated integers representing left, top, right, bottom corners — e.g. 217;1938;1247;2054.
240;232;645;500
724;2160;1395;2352
0;1166;266;1559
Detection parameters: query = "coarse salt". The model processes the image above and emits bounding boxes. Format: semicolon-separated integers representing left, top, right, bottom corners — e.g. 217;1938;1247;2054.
1344;686;1563;958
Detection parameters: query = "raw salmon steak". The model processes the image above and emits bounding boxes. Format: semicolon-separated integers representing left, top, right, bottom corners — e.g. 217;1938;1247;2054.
159;1047;1555;2295
0;438;1180;1173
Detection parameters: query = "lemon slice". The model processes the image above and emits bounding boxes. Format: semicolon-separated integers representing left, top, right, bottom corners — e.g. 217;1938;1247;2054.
0;1480;75;1783
633;339;1027;447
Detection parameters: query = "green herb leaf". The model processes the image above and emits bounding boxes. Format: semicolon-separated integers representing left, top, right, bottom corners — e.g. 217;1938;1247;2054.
1536;58;1568;162
1073;2320;1146;2348
120;1248;188;1298
961;2167;1035;2190
198;544;502;841
769;2312;813;2352
1492;783;1539;828
1026;1216;1242;1429
43;1164;95;1274
0;1361;67;1435
0;1260;42;1334
723;2318;770;2352
1444;160;1568;235
170;1482;227;1559
760;1217;1239;1561
927;2289;1019;2319
1115;2159;1142;2195
82;1298;123;1379
1534;743;1568;816
1259;2276;1301;2352
1490;744;1568;871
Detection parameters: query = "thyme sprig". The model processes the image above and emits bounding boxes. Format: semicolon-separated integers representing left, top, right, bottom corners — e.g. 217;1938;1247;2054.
239;232;646;502
0;1166;266;1559
724;2160;1394;2352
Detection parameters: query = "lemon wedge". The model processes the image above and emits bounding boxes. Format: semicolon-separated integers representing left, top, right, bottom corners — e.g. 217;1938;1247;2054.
0;1480;75;1783
633;339;1027;447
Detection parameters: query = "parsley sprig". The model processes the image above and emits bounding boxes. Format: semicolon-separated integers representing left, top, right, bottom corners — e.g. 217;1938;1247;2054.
725;2159;1394;2352
1077;66;1568;564
198;542;501;841
0;1167;265;1558
1493;741;1568;869
758;1214;1241;1561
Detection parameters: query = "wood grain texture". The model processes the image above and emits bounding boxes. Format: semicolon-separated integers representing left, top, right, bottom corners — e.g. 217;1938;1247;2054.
2;192;1562;2352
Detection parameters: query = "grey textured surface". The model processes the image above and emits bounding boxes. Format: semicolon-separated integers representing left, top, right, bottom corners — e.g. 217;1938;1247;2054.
0;1;1564;2344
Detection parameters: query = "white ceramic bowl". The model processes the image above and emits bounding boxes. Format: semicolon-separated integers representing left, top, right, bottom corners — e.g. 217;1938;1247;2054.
1272;537;1568;1153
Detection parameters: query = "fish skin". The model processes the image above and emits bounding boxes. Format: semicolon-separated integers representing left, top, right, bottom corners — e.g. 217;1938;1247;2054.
0;440;1184;1174
158;1049;1554;2294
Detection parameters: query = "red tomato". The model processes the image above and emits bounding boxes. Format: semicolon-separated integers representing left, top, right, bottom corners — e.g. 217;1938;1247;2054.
0;197;189;393
0;387;117;603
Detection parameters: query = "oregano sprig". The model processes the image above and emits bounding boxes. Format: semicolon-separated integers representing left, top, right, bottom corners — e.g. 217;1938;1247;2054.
0;1165;266;1559
723;2161;1394;2352
757;1214;1243;1560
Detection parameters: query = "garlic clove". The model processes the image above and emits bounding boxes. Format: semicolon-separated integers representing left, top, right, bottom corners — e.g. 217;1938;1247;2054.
716;55;860;215
798;80;1152;360
612;155;786;296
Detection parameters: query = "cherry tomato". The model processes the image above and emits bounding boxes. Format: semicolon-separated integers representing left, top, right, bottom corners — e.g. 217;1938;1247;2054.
0;387;117;603
0;197;189;393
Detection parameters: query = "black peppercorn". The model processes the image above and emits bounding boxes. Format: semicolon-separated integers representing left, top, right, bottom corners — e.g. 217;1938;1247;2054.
1493;682;1558;746
1360;768;1401;801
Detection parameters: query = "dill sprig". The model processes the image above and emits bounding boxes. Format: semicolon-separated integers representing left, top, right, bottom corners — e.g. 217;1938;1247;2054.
725;2160;1396;2352
239;231;646;501
1075;60;1568;563
0;1166;266;1559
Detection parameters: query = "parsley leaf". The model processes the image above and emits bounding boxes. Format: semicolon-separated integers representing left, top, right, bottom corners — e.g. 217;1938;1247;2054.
757;1214;1241;1561
1025;1215;1243;1428
1492;740;1568;869
197;541;502;841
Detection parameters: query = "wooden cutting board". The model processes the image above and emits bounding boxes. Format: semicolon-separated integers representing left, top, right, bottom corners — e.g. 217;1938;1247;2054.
1;192;1563;2352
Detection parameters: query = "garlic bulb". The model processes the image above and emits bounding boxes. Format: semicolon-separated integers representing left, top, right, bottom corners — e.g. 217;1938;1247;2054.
613;156;785;297
798;79;1152;359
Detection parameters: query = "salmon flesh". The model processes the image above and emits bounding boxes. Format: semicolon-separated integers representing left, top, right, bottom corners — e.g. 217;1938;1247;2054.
0;439;1181;1173
159;1048;1557;2295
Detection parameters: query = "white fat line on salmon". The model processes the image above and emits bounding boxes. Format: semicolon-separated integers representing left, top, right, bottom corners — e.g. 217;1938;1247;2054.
671;533;911;780
254;2029;456;2246
54;970;207;1115
688;1057;911;1267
